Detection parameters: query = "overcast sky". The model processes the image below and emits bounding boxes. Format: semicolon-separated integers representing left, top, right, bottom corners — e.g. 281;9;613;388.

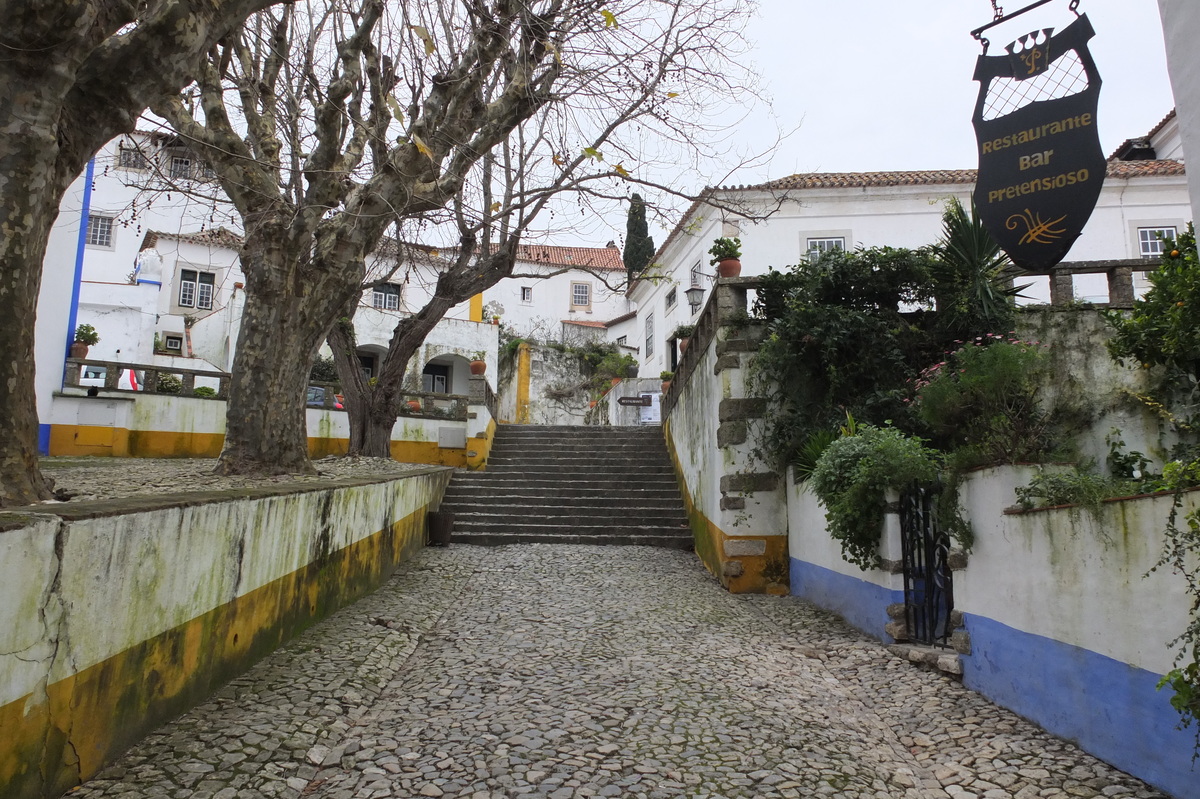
732;0;1174;180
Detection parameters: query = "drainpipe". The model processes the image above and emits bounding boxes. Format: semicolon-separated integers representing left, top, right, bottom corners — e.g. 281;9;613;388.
65;157;95;362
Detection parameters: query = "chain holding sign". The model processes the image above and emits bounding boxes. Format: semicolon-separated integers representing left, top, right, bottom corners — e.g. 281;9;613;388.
970;0;1103;271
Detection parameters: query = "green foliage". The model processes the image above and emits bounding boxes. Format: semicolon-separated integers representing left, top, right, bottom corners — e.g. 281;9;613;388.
1107;224;1199;380
809;426;940;569
660;370;674;381
192;386;217;398
155;373;183;394
792;428;839;483
1013;467;1131;513
671;323;696;339
750;246;938;469
309;355;339;383
74;323;99;346
929;198;1026;338
622;193;655;280
708;237;741;265
915;336;1051;465
590;351;637;388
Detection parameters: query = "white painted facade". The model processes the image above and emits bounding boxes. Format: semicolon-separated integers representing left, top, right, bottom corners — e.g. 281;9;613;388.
628;146;1191;379
1158;1;1200;213
36;137;633;442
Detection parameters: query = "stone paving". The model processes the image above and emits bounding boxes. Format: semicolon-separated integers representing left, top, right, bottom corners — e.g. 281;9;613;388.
72;546;1168;799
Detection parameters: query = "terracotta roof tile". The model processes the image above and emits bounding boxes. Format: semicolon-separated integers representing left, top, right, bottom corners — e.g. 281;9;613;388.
517;244;623;271
562;319;607;328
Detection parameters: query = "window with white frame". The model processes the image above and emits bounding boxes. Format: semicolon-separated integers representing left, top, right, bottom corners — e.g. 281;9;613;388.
690;261;702;288
571;282;591;308
520;286;533;303
1138;227;1178;259
806;237;846;260
163;335;184;352
665;287;677;309
179;269;215;310
616;335;627;346
169;154;192;180
86;214;114;248
372;283;401;310
645;313;654;357
118;145;149;170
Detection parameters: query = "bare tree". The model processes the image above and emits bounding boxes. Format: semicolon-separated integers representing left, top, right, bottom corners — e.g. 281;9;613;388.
0;0;281;507
149;0;762;469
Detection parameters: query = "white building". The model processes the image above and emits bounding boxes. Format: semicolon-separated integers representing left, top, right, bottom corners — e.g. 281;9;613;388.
627;114;1190;380
34;134;636;451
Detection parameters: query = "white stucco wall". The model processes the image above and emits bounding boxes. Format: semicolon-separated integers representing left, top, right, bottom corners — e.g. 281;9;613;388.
1159;1;1200;212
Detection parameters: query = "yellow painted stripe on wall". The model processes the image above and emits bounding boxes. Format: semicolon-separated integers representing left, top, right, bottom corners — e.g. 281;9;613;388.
0;507;430;799
49;426;467;467
469;293;484;322
466;418;498;470
516;342;532;424
663;420;787;594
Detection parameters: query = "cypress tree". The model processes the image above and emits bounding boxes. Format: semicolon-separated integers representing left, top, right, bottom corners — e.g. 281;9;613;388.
622;193;655;281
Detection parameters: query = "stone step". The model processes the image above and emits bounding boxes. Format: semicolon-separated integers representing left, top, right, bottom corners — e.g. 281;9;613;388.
447;475;679;491
443;507;687;524
495;426;664;440
442;485;683;502
449;531;694;549
451;518;689;535
481;465;676;477
440;494;684;510
485;451;672;465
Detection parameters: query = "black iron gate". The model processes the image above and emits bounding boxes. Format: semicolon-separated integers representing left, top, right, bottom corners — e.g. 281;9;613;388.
899;482;954;647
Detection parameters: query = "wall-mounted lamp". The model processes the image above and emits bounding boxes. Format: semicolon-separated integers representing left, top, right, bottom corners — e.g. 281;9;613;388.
685;285;705;313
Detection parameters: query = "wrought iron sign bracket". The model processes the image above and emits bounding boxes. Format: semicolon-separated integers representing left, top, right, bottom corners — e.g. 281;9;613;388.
972;0;1081;52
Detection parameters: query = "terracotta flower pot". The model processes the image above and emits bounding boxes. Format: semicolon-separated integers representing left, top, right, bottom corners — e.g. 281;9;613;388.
678;337;690;354
661;380;671;393
469;359;487;375
69;341;90;359
407;399;422;412
716;258;741;278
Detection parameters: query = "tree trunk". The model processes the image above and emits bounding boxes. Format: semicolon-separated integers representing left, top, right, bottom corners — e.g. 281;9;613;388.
0;180;59;506
0;76;76;506
217;241;357;475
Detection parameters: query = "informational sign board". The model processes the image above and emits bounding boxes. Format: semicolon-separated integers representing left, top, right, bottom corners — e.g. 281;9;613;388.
972;14;1104;270
617;395;653;407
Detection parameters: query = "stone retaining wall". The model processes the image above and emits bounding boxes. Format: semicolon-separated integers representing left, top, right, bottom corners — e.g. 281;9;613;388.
0;468;453;799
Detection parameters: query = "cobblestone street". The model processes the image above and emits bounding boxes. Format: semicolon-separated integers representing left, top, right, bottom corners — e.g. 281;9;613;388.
73;546;1167;799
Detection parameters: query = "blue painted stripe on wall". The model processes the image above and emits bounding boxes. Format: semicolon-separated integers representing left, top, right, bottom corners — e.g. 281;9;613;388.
789;557;902;642
961;613;1198;799
38;424;51;456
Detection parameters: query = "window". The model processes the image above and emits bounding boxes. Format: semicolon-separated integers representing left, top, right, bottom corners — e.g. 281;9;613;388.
690;262;703;288
163;335;184;352
665;287;677;309
645;313;654;357
616;335;627;346
571;282;591;308
520;286;533;303
179;269;215;310
86;214;114;248
422;363;450;394
1138;227;1178;259
118;145;149;170
807;237;846;260
170;154;192;180
372;284;401;310
197;161;217;180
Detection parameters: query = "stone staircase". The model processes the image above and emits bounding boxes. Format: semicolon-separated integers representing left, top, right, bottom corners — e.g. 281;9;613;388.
439;425;693;548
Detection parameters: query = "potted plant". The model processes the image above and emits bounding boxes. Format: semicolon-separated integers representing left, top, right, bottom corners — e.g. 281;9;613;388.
71;323;99;359
672;323;696;353
709;237;742;278
660;370;674;393
469;350;487;375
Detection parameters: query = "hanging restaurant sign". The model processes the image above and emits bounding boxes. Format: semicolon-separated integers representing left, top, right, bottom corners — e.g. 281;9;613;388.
971;3;1104;271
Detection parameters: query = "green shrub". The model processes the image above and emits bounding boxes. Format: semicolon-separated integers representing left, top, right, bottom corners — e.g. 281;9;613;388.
193;386;217;398
915;336;1050;465
810;425;940;570
1013;467;1131;512
155;373;183;394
